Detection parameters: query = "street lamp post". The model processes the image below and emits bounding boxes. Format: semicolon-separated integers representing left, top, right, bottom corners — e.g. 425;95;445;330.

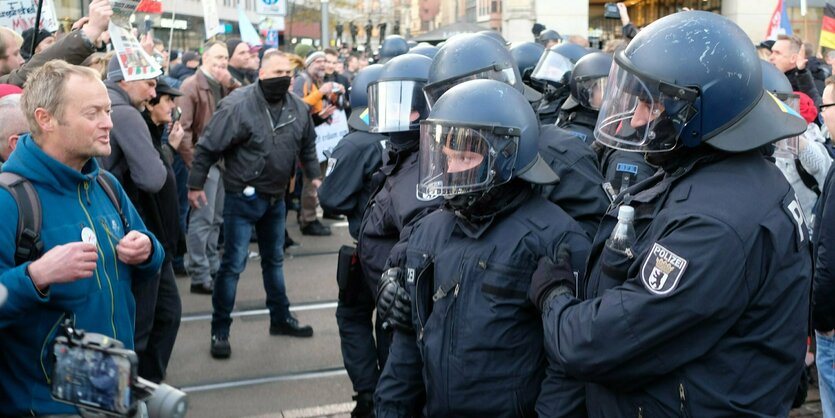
321;0;330;48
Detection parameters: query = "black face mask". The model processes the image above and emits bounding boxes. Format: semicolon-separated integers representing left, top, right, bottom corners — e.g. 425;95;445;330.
259;76;292;103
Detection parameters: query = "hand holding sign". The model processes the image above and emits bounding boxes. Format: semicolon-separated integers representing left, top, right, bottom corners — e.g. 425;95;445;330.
82;0;112;45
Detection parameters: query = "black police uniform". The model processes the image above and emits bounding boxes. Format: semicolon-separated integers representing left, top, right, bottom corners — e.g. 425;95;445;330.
558;105;657;199
319;130;387;399
375;189;590;417
542;151;812;417
319;131;387;239
537;91;569;126
537;125;610;238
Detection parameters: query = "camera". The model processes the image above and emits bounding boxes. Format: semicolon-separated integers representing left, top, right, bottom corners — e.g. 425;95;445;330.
51;320;188;417
604;3;621;19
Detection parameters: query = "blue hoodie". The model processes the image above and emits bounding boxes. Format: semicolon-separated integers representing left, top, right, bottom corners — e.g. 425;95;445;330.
0;134;164;416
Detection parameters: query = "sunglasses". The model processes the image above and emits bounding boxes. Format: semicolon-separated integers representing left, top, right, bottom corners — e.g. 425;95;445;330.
821;102;835;110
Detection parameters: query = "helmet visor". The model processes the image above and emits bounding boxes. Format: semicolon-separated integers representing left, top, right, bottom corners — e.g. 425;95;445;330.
531;49;573;84
368;80;428;132
423;66;518;109
416;123;496;200
594;61;699;153
575;76;608;110
773;93;801;158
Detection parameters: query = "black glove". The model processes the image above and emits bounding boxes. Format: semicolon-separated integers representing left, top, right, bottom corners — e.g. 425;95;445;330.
377;267;414;333
528;244;576;311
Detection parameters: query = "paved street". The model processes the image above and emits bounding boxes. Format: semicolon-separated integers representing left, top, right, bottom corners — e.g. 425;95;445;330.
164;212;825;417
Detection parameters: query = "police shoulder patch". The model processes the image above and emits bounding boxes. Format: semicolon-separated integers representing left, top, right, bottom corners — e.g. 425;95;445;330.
640;243;688;295
325;157;337;177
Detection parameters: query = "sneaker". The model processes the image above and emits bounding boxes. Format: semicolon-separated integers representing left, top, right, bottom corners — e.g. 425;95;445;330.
300;220;331;236
284;234;300;251
269;316;314;337
190;282;213;295
351;391;374;418
210;335;231;359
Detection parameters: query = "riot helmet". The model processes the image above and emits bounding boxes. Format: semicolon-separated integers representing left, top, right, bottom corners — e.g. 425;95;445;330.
761;59;804;158
537;29;562;47
347;64;384;131
510;41;546;83
424;33;541;108
409;45;439;59
378;35;409;62
367;54;432;133
594;11;806;153
569;52;613;111
530;42;590;88
417;79;557;201
478;30;508;46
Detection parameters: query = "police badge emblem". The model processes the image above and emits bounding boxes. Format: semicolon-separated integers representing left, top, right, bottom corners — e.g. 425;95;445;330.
640;243;688;295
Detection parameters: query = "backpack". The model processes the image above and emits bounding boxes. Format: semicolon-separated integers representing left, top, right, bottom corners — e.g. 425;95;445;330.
0;172;127;266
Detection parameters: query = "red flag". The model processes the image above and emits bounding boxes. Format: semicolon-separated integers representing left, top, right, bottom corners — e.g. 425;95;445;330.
136;0;163;14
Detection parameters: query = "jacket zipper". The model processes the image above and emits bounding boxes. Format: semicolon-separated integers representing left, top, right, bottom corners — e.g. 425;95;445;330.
415;257;433;342
40;313;66;384
679;382;691;418
100;219;122;283
78;181;117;338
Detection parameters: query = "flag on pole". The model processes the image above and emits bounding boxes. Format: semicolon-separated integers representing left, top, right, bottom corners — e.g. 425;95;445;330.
766;0;793;40
237;4;262;47
136;0;163;14
821;3;835;50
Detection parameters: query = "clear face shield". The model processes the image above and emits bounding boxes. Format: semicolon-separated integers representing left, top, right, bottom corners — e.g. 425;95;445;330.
773;93;801;158
417;122;505;200
423;65;518;109
530;49;574;86
367;79;429;133
594;59;700;153
575;76;608;110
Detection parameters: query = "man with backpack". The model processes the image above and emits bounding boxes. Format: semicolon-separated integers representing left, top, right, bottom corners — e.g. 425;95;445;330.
0;61;164;416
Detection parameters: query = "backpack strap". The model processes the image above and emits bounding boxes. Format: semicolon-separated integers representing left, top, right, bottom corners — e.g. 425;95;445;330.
0;172;43;265
96;173;130;231
794;158;821;197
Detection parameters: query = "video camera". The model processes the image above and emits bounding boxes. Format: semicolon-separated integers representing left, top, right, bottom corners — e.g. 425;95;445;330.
51;319;188;418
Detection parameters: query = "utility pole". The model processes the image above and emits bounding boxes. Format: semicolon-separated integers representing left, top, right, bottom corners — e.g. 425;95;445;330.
321;0;330;48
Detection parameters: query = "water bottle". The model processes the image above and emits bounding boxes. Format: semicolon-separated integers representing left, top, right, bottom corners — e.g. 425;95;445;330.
607;205;636;257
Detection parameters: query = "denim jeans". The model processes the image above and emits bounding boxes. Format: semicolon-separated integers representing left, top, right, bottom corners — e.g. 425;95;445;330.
818;331;835;418
211;192;290;336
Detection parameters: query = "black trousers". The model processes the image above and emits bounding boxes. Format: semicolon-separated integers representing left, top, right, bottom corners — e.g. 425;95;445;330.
132;259;182;383
336;270;391;394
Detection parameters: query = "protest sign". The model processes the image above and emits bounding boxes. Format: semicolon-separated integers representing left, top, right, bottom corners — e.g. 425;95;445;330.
315;109;350;162
0;0;59;33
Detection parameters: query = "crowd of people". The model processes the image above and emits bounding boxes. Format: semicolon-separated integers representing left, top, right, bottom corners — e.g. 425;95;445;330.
2;1;835;417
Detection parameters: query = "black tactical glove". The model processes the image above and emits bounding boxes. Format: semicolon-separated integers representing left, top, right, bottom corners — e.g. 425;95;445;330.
377;267;414;333
528;244;576;311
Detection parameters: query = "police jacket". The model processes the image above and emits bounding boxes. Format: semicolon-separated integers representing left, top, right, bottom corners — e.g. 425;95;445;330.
541;150;812;417
599;148;657;201
557;105;597;144
319;131;386;239
187;84;321;197
537;125;610;238
356;139;442;289
375;191;591;418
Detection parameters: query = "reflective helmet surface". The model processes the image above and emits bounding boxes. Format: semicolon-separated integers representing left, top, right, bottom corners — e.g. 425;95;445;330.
367;54;432;133
347;64;384;131
510;41;546;80
379;35;410;60
594;10;806;153
569;52;612;110
417;79;557;200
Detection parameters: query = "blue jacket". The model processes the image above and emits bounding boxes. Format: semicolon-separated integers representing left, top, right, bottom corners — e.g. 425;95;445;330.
0;134;164;416
542;151;811;417
376;192;591;417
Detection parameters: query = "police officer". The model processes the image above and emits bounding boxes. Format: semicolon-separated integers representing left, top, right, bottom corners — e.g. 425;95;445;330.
530;12;812;416
374;79;591;417
510;41;546;87
424;33;608;237
319;63;387;417
538;29;562;48
377;35;409;64
353;54;441;414
530;42;589;124
558;52;656;200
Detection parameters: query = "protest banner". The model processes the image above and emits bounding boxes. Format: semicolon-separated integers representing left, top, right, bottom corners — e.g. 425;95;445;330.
315;109;350;163
201;0;221;39
108;0;161;81
0;0;58;33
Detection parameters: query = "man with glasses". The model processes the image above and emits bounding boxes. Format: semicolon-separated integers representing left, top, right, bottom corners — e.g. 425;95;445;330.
188;51;321;359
